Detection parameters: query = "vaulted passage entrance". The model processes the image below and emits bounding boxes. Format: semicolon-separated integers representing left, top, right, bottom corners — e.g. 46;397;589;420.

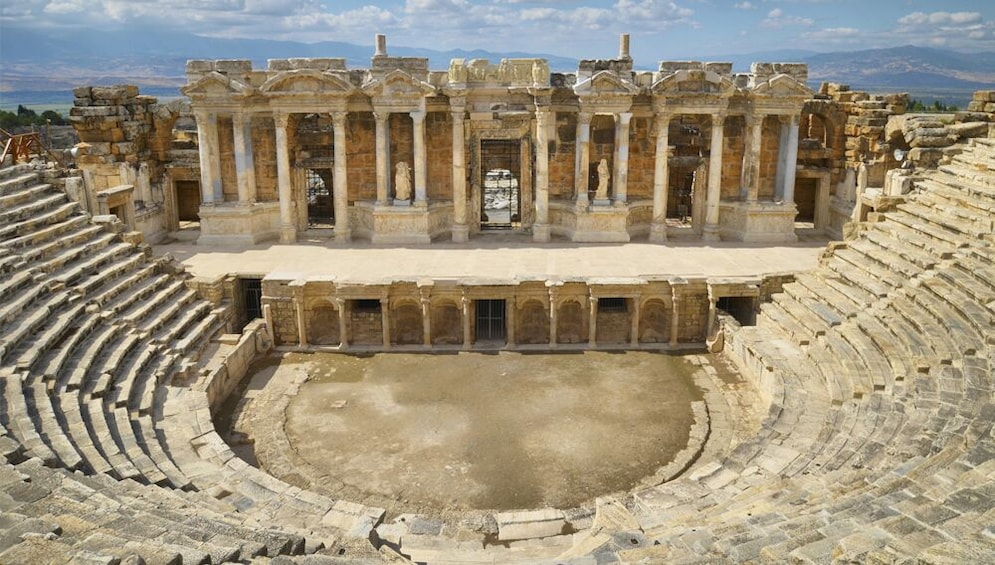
475;299;506;342
306;168;334;228
480;140;521;230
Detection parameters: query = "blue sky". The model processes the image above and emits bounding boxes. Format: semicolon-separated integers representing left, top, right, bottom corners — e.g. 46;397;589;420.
3;1;995;59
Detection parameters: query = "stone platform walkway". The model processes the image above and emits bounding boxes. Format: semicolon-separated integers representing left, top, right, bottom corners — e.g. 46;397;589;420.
154;232;828;282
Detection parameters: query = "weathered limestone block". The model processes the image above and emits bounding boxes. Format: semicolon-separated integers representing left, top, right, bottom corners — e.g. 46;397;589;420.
496;508;566;541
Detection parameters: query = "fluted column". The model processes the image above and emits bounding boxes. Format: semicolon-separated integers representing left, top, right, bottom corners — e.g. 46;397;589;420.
630;297;640;347
374;111;390;205
741;112;763;202
548;294;558;347
232;112;256;205
451;105;469;242
775;117;789;200
533;108;551;242
649;112;672;242
331;111;350;242
574;112;592;208
783;115;800;205
613;112;632;205
274;112;296;243
195;110;220;204
411;110;427;206
702;111;726;242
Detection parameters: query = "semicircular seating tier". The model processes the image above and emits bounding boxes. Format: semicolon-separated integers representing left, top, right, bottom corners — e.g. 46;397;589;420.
0;137;993;564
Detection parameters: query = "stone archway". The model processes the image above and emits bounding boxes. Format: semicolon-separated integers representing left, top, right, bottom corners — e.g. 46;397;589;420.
307;300;340;345
431;301;462;345
639;299;670;343
556;300;587;344
517;299;549;345
391;301;423;345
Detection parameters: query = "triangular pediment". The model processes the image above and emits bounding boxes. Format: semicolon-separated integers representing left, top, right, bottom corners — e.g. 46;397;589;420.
751;73;812;97
651;69;735;96
260;69;354;96
573;70;639;96
362;69;436;98
181;72;250;98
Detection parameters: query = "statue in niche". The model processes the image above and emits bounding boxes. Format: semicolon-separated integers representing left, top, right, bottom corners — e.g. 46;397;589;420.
394;161;412;202
595;158;610;201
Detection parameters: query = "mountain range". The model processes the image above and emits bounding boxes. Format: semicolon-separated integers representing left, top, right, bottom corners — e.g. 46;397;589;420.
2;27;993;107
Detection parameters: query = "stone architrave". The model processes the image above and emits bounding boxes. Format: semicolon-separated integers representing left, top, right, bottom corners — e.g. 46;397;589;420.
394;162;412;203
595;158;610;202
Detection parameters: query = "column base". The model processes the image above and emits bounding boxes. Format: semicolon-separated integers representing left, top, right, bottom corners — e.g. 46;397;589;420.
280;225;297;244
335;228;352;243
648;222;668;243
451;223;469;243
532;223;550;243
702;224;721;242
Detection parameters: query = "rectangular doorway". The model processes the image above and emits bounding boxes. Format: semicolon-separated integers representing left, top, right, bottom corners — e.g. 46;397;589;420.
480;140;521;230
475;299;506;342
175;180;201;222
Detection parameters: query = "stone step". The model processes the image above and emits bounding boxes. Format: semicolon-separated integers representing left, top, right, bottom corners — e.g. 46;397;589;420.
831;247;906;291
0;190;63;224
898;200;991;240
25;379;86;472
87;261;160;311
82;397;142;482
939;162;995;191
1;374;59;466
847;238;925;280
853;312;919;382
148;295;208;341
121;278;187;326
834;324;890;393
888;295;957;364
869;221;953;263
39;313;101;383
64;324;125;393
908;282;985;356
0;213;90;252
884;208;968;250
50;386;117;477
109;406;169;486
13;302;87;373
942;258;995;304
109;344;159;410
0;182;55;211
20;224;106;267
0;201;79;241
919;276;994;346
132;413;193;490
75;249;147;297
759;301;812;345
824;254;892;299
170;309;218;356
32;230;116;274
0;171;41;196
773;294;832;340
917;178;995;218
0;290;62;360
53;241;135;287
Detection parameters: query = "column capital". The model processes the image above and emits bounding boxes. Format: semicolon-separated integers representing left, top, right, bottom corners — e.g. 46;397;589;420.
711;111;728;123
450;107;466;121
335;297;346;307
778;113;800;125
577;111;593;125
380;297;390;306
373;110;390;124
273;112;290;129
331;111;348;126
410;110;426;122
616;112;633;125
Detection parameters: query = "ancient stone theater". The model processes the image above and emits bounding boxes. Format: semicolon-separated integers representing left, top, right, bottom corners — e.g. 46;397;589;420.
1;33;994;563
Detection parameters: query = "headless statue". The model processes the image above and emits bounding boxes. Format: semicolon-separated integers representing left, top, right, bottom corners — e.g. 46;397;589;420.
595;158;610;200
394;161;412;201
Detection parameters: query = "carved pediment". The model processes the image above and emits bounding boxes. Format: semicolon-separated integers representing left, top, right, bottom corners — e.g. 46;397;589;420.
260;69;355;97
651;69;735;97
181;71;251;99
750;73;812;98
573;70;639;96
362;69;436;99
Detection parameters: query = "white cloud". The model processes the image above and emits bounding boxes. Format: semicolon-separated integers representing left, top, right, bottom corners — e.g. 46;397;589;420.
733;2;756;10
898;11;982;27
761;8;813;29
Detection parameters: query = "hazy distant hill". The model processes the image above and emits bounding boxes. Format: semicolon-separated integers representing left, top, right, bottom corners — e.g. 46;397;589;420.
2;26;992;108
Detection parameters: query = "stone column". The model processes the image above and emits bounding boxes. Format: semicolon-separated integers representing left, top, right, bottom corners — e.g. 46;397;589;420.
451;105;469;242
548;294;558;347
374;111;390;205
462;296;472;350
574;112;592;208
380;298;391;350
741;112;764;202
706;288;719;340
336;298;349;349
274;112;297;243
506;300;516;347
421;297;432;348
613;112;632;205
782;115;800;205
533;108;551;242
775;116;789;200
294;296;307;348
195;110;220;204
703;112;726;242
630;297;640;347
650;112;672;242
331;111;351;242
670;295;681;347
232;112;257;205
588;296;598;346
411;110;428;206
